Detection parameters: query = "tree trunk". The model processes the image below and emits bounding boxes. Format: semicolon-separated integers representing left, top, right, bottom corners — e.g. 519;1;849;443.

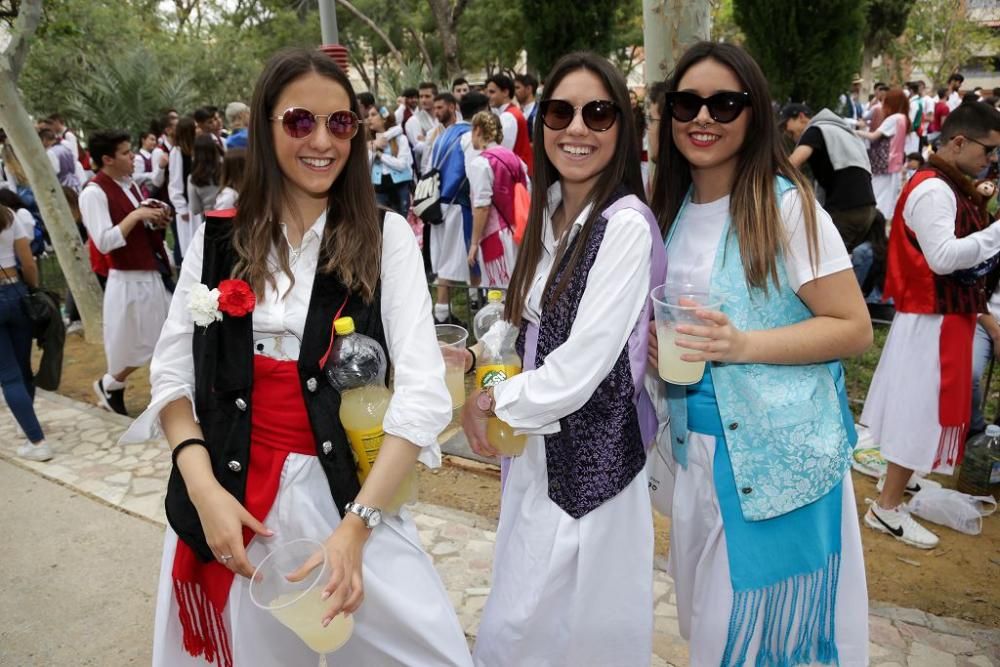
426;0;463;78
861;42;875;95
0;77;105;343
642;0;712;86
0;0;104;344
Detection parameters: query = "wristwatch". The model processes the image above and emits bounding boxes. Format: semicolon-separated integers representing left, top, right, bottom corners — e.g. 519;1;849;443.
344;501;382;529
475;385;496;417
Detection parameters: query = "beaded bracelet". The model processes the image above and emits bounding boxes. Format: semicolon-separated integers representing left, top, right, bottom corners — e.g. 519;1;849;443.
171;437;208;467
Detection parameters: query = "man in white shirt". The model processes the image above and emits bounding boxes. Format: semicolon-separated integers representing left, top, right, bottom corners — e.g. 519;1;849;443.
514;73;539;139
395;88;419;127
485;74;520;152
947;73;965;111
862;102;1000;549
39;127;81;191
80;129;172;416
405;82;440;172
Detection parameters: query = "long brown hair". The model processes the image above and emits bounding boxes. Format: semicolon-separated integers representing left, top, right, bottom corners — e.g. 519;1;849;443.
189;133;222;187
233;48;381;301
174;117;197;157
881;88;910;118
504;52;645;325
0;204;11;232
650;42;819;290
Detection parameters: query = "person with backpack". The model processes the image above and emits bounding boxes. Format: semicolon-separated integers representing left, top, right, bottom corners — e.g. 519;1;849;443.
466;111;528;287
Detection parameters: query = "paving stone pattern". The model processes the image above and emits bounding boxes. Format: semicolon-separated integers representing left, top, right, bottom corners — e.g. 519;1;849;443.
2;390;998;666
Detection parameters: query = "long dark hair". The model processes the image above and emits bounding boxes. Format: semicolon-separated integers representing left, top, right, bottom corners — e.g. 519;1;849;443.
189;133;222;187
650;42;818;290
174;117;197;157
219;148;246;192
0;204;11;232
233;48;381;301
504;52;644;325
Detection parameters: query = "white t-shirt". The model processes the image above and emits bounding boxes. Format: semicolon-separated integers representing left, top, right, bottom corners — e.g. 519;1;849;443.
665;189;851;294
877;115;901;137
468;154;494;208
0;209;33;267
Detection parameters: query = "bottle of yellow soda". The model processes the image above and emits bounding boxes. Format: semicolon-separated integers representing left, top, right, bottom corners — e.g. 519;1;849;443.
326;317;415;512
473;291;527;456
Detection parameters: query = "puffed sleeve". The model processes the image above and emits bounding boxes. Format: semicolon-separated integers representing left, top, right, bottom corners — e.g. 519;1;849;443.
379;212;452;467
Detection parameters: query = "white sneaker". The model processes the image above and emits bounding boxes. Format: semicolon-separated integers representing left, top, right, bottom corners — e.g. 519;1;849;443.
864;503;939;549
876;474;942;495
16;441;53;462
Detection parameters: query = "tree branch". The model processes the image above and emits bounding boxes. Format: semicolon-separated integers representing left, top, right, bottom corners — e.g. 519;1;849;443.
336;0;403;63
1;0;42;81
405;25;433;71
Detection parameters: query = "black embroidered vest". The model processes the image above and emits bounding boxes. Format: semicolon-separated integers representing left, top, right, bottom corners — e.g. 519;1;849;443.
164;212;387;562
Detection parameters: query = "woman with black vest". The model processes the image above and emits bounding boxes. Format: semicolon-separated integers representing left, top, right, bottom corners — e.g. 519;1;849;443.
461;52;665;666
122;49;471;666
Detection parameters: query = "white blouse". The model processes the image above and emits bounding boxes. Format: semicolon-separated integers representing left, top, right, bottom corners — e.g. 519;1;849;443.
492;183;653;435
123;211;452;467
167;147;188;216
904;178;1000;275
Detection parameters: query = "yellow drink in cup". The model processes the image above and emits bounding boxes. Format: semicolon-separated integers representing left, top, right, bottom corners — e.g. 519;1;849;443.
650;284;723;386
250;539;354;654
436;324;469;409
269;588;355;653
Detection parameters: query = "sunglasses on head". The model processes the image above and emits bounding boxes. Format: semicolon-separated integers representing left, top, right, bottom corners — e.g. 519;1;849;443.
539;99;620;132
271;107;362;140
663;91;751;124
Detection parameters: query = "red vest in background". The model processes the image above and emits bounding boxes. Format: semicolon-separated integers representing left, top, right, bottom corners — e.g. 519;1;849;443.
90;171;164;272
505;105;534;177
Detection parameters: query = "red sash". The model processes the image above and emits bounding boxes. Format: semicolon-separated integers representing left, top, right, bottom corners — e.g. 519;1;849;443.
171;355;314;666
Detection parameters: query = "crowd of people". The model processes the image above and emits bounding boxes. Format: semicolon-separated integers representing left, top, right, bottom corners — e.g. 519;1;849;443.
0;37;998;667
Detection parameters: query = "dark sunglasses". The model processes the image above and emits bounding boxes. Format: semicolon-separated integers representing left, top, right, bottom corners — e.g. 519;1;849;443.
663;91;751;124
967;136;1000;158
271;107;362;140
539;99;620;132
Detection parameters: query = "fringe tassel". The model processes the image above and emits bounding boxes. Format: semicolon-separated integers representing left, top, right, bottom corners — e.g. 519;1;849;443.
722;553;841;667
483;256;511;287
934;425;966;470
173;579;233;667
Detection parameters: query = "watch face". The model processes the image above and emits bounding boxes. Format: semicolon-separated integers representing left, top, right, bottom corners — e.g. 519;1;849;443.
367;508;382;528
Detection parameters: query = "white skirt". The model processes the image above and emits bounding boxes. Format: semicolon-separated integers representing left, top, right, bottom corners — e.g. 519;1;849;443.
667;433;869;667
103;269;171;375
152;454;472;667
872;171;902;221
861;312;949;474
473;437;654;667
431;204;471;283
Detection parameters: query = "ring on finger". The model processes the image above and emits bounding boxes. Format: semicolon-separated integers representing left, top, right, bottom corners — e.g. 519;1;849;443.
219;554;234;564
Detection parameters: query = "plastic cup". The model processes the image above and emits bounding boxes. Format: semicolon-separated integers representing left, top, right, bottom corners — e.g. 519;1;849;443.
249;538;354;654
436;324;469;409
650;284;723;386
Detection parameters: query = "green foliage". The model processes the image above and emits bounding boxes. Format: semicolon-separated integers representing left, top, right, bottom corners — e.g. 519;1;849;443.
609;0;644;79
521;0;623;78
458;0;526;76
734;0;865;108
711;0;744;44
63;47;197;139
888;0;1000;88
864;0;913;56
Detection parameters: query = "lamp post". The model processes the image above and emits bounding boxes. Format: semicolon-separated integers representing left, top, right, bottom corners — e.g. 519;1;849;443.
318;0;349;70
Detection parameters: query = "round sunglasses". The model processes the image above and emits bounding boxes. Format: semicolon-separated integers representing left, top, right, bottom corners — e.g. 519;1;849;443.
271;107;362;140
539;99;620;132
663;91;751;124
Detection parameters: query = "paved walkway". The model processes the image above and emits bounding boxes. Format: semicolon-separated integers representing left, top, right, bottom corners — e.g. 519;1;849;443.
2;390;999;666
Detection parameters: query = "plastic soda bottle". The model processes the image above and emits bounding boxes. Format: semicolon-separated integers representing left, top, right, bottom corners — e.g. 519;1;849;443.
474;291;527;456
957;424;1000;496
326;317;415;512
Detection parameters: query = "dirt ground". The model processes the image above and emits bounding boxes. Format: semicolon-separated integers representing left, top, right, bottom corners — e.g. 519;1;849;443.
44;332;1000;627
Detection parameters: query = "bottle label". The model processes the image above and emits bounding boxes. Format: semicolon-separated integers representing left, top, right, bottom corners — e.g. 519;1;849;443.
345;427;384;481
477;364;521;389
991;460;1000;486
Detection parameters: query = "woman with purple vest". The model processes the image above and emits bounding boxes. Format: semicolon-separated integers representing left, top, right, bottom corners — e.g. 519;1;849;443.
461;52;665;666
466;111;527;287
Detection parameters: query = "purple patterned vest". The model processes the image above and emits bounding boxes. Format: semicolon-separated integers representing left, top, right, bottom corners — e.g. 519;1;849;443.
516;194;666;518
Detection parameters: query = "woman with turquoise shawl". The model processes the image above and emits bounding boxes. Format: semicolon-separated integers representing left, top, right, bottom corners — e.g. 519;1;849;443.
648;42;874;666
